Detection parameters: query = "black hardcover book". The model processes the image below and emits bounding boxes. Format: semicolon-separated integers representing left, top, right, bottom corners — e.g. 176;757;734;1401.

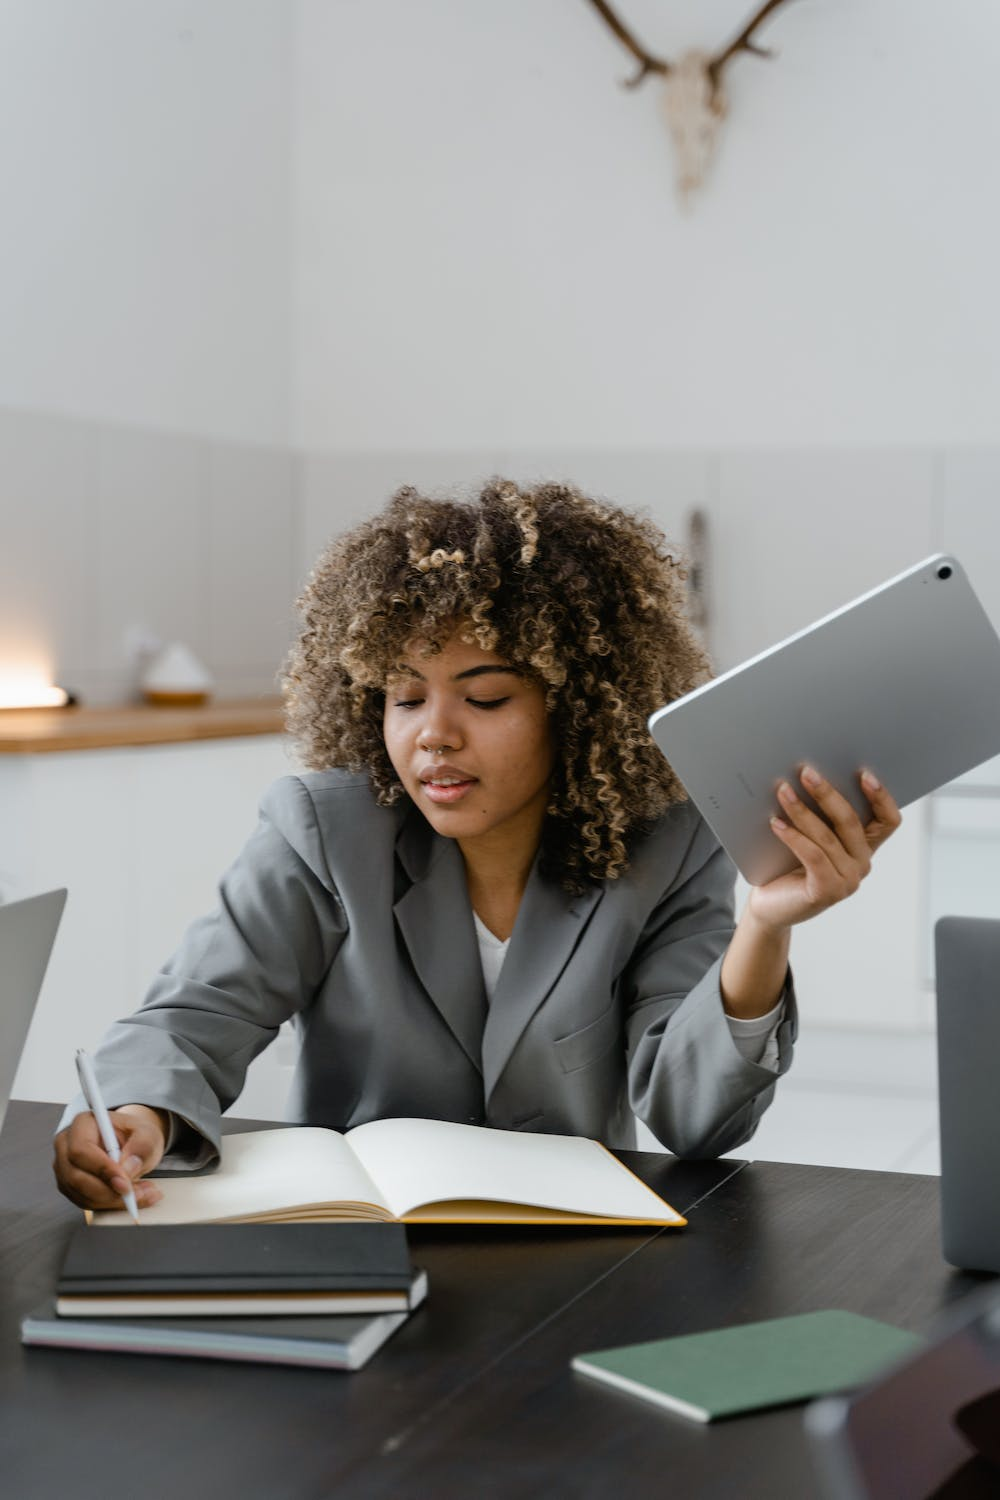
56;1221;426;1316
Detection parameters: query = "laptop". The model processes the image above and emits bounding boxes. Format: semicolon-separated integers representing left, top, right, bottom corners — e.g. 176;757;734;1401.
935;915;1000;1275
649;555;1000;886
0;888;67;1136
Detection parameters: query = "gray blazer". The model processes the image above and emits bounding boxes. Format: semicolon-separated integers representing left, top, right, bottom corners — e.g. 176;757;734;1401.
65;771;796;1160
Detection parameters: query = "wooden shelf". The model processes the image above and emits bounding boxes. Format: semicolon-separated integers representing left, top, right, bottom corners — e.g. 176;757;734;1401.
0;697;286;753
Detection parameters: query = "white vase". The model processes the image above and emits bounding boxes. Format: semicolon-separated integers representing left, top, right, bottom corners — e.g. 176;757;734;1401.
140;643;213;706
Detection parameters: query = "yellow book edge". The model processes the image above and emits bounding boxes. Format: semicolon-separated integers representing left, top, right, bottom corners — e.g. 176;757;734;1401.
86;1198;686;1228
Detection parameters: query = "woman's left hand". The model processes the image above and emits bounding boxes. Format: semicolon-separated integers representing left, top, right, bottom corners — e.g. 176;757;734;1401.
748;765;902;933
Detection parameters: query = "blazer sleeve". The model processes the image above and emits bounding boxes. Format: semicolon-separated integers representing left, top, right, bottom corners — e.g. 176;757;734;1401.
57;777;348;1163
623;815;798;1159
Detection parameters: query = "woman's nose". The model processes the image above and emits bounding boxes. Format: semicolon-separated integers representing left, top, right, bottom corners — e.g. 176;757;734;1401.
418;699;462;751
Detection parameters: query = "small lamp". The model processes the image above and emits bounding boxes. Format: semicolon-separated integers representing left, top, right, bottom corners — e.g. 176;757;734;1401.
0;675;76;710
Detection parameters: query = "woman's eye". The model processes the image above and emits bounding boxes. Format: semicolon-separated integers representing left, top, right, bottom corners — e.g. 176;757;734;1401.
468;697;509;710
393;698;423;710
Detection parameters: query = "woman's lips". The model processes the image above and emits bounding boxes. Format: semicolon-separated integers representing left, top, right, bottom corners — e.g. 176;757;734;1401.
421;777;477;805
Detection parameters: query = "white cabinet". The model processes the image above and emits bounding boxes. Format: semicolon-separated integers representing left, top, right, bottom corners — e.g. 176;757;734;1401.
3;735;299;1117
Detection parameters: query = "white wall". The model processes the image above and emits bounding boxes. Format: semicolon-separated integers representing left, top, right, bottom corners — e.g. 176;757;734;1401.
5;1;998;455
0;1;293;445
0;2;297;701
292;0;1000;452
0;410;298;705
6;0;998;456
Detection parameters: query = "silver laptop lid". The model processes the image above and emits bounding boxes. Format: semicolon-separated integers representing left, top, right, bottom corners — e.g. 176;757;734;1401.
935;915;1000;1275
0;889;66;1136
649;555;1000;886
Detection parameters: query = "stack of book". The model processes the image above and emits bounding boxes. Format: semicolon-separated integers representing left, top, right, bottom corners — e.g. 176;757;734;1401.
22;1221;427;1371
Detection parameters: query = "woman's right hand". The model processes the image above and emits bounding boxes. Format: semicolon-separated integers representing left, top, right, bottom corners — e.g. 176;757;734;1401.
53;1103;168;1211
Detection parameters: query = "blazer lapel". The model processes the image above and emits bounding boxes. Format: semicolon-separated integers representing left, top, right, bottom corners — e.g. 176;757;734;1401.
482;864;604;1101
393;809;487;1073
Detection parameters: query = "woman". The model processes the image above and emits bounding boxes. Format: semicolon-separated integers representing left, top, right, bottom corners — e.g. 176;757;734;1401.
53;480;900;1211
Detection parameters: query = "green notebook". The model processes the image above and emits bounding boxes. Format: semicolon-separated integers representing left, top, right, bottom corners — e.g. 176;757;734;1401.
571;1310;924;1423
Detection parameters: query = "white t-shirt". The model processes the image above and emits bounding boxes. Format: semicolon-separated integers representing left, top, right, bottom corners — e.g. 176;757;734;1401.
473;911;511;1004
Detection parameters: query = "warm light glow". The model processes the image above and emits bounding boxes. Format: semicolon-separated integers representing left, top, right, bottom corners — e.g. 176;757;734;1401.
0;647;70;708
0;675;69;709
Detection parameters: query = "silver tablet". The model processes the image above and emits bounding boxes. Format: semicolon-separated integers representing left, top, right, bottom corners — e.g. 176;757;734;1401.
649;555;1000;886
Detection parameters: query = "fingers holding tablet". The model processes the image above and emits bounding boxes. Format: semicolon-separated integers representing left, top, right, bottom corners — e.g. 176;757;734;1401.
757;765;902;927
858;768;903;850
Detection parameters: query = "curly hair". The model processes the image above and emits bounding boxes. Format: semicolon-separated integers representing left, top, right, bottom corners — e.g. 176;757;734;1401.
282;478;710;891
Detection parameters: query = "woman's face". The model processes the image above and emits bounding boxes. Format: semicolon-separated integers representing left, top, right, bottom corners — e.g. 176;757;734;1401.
383;631;555;861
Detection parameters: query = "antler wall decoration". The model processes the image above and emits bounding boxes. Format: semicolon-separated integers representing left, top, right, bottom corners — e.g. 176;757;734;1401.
586;0;800;199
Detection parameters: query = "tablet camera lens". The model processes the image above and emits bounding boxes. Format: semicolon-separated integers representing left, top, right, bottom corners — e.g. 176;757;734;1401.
937;563;953;581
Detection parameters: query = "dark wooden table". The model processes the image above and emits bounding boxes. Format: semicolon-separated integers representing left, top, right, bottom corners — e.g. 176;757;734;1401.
0;1102;984;1500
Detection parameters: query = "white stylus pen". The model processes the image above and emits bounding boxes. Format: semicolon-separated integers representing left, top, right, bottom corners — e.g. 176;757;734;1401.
75;1049;140;1224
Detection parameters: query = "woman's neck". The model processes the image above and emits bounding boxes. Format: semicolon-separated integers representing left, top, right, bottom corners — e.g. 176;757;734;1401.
459;833;539;943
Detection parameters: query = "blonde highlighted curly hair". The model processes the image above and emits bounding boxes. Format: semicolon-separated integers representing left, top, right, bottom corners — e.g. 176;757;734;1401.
283;478;710;891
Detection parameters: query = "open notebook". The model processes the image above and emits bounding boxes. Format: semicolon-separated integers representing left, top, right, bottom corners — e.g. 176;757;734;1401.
90;1117;685;1228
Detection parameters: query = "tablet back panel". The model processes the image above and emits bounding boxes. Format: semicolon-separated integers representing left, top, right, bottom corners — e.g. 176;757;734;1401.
0;889;66;1135
935;915;1000;1274
649;556;1000;885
